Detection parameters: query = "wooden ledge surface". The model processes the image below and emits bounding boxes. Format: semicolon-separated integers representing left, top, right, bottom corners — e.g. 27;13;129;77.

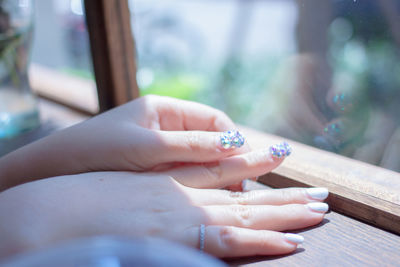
229;197;400;266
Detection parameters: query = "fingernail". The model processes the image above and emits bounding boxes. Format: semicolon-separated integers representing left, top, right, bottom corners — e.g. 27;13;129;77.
220;130;245;149
269;141;292;158
284;233;304;244
306;188;329;200
306;202;329;213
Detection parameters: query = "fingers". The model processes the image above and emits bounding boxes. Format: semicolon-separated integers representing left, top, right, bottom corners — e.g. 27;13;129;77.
164;144;290;188
190;187;329;206
199;226;303;258
202;203;328;232
149;95;236;131
155;130;248;164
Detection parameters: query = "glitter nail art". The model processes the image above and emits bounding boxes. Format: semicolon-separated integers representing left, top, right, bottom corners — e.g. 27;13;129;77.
220;130;245;149
269;141;292;158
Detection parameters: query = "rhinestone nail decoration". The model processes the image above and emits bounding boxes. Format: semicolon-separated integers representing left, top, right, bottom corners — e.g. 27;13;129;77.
220;130;245;149
269;141;292;158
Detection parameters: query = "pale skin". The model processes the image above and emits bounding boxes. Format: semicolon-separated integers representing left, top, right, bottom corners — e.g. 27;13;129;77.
0;95;254;191
0;95;328;259
0;172;327;259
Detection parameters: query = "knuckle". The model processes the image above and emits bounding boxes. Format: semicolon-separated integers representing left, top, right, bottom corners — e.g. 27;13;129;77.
219;226;238;251
232;205;252;227
229;191;252;205
185;131;202;152
229;191;244;204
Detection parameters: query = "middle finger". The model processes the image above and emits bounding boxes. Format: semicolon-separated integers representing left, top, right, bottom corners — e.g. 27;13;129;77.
202;203;328;231
188;187;329;206
164;143;291;189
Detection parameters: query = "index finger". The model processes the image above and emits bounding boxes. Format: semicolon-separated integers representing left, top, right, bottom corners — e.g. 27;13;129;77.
155;130;248;164
153;96;236;131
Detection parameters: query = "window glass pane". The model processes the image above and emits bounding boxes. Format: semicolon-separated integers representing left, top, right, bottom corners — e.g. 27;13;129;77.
30;0;98;113
130;0;400;172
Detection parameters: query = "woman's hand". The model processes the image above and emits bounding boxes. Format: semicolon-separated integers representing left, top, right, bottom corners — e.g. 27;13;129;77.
1;95;264;191
0;172;329;259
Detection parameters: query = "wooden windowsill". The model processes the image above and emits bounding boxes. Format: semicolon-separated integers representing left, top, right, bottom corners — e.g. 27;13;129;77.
38;97;89;127
29;64;100;115
228;181;400;266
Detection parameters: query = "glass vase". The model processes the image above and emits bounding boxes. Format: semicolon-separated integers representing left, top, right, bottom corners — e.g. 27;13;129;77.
0;0;39;139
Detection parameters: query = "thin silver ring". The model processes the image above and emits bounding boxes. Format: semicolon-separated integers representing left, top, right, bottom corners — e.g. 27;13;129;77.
199;224;205;252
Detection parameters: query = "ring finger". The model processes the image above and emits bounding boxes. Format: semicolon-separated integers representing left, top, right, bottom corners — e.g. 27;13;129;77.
182;225;304;258
188;187;329;206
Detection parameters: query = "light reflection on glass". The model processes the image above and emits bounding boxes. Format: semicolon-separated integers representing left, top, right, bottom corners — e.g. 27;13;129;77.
130;0;400;172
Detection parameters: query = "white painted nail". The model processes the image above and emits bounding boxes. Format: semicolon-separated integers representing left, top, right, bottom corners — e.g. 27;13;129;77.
306;187;329;200
306;202;329;213
284;233;304;244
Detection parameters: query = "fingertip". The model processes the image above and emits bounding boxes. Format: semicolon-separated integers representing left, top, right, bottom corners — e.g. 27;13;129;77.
306;202;329;213
303;204;328;227
258;231;301;256
207;227;303;257
305;187;329;201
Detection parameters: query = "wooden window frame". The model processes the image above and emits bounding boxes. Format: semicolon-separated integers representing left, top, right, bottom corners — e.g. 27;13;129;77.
82;0;400;234
84;0;139;112
29;64;99;115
